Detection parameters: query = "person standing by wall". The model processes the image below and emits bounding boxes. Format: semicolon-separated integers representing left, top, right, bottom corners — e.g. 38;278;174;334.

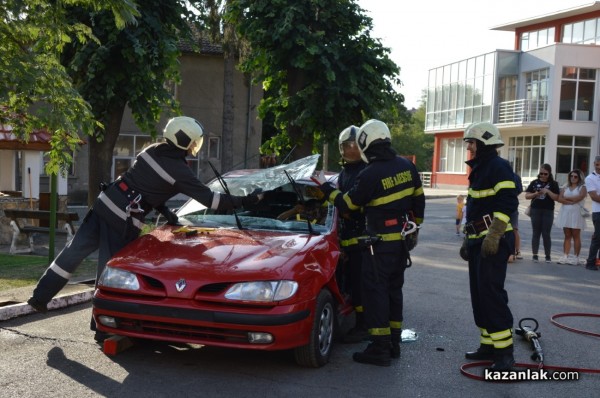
460;122;518;371
556;169;587;265
524;164;560;263
584;156;600;271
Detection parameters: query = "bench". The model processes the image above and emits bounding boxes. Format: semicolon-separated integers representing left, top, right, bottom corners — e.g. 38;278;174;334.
3;209;79;254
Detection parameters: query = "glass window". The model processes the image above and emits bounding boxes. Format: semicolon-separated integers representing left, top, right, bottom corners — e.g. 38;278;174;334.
438;137;467;173
507;135;545;179
563;24;573;43
555;135;591;182
559;67;596;121
114;136;133;157
584;18;597;43
208;137;220;159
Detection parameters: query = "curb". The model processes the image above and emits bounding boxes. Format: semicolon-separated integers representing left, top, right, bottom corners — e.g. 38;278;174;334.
0;288;94;321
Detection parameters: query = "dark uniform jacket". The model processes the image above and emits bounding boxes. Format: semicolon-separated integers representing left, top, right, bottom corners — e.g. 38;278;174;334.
94;142;243;235
328;146;425;247
337;161;366;249
465;150;518;239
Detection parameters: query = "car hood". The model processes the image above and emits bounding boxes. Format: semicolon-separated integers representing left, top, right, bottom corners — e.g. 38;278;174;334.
108;226;331;283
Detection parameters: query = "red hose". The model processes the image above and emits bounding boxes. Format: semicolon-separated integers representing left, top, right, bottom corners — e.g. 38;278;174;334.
550;313;600;338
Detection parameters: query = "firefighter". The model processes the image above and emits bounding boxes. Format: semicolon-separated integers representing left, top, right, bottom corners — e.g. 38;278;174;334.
460;121;518;371
319;119;425;366
336;125;368;343
27;116;262;340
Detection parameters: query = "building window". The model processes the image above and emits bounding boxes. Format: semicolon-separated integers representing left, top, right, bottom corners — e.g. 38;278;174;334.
525;68;550;121
555;135;591;184
559;67;596;121
520;27;555;50
426;52;495;131
563;18;600;44
438;137;467;173
112;134;154;180
208;137;220;159
507;135;546;180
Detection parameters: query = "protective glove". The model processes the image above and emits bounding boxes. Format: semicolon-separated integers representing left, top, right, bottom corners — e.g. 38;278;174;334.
481;218;507;258
156;205;180;226
241;188;264;207
459;237;469;261
318;182;336;200
405;230;418;251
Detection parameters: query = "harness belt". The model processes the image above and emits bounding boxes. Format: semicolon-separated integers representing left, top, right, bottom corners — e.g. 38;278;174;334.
463;214;492;235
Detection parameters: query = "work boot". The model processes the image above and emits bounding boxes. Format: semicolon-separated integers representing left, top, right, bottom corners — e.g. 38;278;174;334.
465;344;494;360
27;297;48;314
343;312;369;343
390;328;401;359
353;338;391;367
488;346;515;371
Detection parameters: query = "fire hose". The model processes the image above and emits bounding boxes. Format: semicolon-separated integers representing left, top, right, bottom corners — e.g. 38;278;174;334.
460;315;600;381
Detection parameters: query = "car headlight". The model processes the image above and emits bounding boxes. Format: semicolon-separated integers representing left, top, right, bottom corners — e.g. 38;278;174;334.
98;266;140;291
224;281;298;302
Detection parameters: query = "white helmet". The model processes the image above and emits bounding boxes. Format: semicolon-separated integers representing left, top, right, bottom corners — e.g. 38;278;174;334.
463;122;503;147
163;116;205;156
338;125;359;156
356;119;391;163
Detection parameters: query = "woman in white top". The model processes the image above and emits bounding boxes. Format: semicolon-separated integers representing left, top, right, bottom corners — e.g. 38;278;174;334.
556;169;587;265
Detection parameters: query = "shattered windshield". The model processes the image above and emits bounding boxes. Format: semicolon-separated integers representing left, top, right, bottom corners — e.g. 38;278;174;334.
176;155;336;234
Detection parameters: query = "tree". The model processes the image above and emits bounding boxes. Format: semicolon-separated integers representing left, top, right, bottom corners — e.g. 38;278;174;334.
227;0;402;160
0;0;139;176
391;105;434;172
61;0;202;204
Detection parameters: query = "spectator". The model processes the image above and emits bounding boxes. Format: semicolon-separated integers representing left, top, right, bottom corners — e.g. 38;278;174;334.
556;169;587;265
524;164;560;263
584;156;600;271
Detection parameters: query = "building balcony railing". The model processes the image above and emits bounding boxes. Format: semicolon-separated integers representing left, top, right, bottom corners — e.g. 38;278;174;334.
497;99;549;124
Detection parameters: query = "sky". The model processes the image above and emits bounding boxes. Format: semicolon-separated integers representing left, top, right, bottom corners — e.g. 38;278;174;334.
357;0;593;109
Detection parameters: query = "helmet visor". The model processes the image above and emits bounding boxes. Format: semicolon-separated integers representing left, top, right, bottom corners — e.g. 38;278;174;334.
189;137;204;156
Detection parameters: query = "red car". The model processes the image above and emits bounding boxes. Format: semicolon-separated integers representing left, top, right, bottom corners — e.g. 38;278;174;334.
93;156;352;367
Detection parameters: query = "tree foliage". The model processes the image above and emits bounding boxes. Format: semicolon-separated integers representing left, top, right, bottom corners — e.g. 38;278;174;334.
59;0;204;203
227;0;403;159
0;0;139;175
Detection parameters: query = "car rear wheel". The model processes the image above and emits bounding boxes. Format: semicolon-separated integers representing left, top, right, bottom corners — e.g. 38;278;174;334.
294;289;335;367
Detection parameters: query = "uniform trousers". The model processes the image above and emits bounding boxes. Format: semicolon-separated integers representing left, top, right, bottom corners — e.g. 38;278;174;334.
467;232;514;334
32;209;139;305
361;242;407;334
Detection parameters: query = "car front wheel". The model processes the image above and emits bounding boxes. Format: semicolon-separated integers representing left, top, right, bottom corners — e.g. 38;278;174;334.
294;289;335;367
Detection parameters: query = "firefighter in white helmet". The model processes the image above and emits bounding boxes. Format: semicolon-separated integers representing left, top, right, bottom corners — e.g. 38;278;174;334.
336;125;368;343
319;119;425;366
28;116;262;342
461;121;518;371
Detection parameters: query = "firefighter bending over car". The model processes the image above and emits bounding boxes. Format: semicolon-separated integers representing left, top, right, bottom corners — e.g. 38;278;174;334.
318;119;425;366
27;116;262;342
460;122;518;371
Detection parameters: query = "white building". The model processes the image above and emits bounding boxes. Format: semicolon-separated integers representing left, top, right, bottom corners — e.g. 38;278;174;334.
426;2;600;188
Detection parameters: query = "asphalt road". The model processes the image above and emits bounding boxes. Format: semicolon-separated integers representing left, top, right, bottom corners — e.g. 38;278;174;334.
1;197;599;398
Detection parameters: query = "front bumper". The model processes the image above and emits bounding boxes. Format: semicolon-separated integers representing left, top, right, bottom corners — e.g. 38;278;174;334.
92;294;313;350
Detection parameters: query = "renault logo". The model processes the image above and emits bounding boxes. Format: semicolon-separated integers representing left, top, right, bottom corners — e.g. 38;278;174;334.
175;278;187;292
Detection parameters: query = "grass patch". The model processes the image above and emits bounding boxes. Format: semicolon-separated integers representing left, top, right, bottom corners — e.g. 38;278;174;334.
0;253;96;291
